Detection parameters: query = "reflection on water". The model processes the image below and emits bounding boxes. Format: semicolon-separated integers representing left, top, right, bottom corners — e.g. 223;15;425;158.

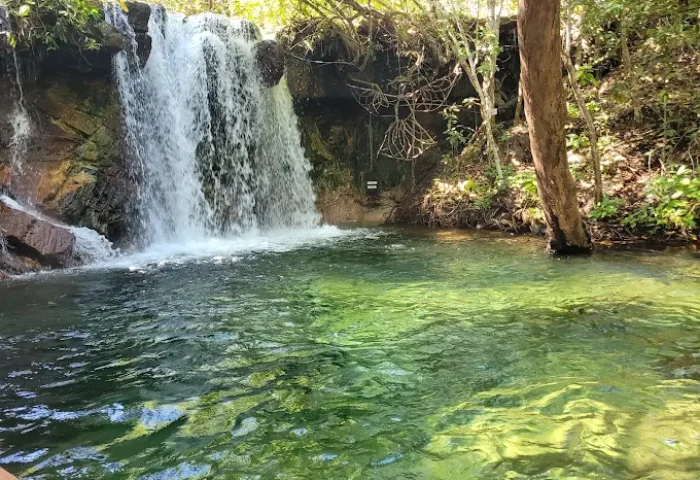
0;228;699;479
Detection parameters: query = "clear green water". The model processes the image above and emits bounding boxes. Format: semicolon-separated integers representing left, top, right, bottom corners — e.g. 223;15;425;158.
1;228;700;480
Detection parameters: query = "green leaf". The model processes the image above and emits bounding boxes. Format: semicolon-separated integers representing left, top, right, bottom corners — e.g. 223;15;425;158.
17;4;31;17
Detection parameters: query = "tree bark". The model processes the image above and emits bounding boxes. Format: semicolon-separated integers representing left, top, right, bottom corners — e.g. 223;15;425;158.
443;0;504;181
562;52;603;203
620;30;642;124
514;80;523;125
483;0;504;181
517;0;590;253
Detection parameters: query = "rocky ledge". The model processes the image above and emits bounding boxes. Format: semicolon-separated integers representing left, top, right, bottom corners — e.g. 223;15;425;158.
0;196;79;276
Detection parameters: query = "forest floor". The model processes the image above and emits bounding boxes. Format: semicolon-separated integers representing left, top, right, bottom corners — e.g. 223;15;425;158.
394;46;700;247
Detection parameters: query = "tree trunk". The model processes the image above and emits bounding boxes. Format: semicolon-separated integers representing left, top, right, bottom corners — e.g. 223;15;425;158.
514;80;524;125
620;30;642;124
562;52;603;203
483;0;504;181
517;0;590;253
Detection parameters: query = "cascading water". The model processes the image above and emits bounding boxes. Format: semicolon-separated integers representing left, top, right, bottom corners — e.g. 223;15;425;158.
106;5;319;246
0;4;31;172
1;7;116;271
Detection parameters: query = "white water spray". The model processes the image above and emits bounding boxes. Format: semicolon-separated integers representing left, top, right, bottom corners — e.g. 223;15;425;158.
106;5;319;246
0;5;31;172
0;231;7;260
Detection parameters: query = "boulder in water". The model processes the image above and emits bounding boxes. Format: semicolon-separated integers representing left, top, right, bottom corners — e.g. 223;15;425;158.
0;198;76;268
255;40;285;87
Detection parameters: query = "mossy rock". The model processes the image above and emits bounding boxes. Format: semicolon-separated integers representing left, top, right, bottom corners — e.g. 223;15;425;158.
76;141;98;162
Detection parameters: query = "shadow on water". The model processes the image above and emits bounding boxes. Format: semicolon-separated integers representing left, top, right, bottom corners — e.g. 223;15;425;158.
0;228;699;479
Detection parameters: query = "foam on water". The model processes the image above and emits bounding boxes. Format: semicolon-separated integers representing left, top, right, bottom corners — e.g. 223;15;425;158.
87;225;360;271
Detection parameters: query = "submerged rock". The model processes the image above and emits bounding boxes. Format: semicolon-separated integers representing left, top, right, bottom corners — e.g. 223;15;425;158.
0;197;76;268
255;40;285;87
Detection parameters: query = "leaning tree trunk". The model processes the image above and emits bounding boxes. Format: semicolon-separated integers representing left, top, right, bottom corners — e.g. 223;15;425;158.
518;0;590;253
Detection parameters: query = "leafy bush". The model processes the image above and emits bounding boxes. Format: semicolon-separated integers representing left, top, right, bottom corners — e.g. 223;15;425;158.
590;196;625;221
5;0;104;50
566;133;591;152
442;102;474;155
510;171;538;203
577;65;599;87
623;166;700;232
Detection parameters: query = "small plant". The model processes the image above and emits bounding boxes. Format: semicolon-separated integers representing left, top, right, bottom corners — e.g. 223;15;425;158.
442;99;476;156
510;171;538;197
567;133;591;152
577;64;599;87
567;101;580;120
623;166;700;232
585;100;601;114
590;196;625;221
487;162;514;186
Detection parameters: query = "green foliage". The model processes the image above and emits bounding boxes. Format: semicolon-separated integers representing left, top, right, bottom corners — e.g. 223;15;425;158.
576;65;598;87
429;176;498;212
623;166;700;232
486;161;513;187
6;0;104;50
567;102;580;120
566;133;590;152
442;102;473;156
510;171;538;196
589;196;625;221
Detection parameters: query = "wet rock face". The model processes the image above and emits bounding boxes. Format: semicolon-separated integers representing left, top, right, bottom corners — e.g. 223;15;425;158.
125;1;151;34
125;1;153;66
0;199;76;269
255;40;285;87
284;19;520;209
0;74;135;244
103;23;126;54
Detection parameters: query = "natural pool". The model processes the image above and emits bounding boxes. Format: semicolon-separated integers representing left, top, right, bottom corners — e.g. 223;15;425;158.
0;228;699;479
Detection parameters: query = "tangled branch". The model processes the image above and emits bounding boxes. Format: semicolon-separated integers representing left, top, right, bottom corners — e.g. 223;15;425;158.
379;112;436;161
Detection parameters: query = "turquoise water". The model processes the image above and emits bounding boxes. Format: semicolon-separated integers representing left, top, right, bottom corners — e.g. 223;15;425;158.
0;228;699;479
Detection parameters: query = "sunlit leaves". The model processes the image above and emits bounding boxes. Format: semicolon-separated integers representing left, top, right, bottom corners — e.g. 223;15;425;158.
6;0;104;50
16;4;31;17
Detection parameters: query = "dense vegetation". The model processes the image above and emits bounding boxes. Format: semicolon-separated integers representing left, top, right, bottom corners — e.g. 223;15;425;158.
2;0;699;248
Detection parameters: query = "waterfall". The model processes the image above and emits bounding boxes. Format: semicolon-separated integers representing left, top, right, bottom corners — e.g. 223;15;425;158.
0;4;31;172
106;5;319;246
